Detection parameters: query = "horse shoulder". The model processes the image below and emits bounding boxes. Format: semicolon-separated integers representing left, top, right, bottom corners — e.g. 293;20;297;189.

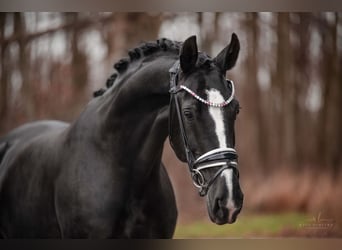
0;121;67;183
53;149;126;237
0;121;69;237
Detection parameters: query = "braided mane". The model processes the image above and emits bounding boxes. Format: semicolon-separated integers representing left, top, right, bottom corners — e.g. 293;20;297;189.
93;38;182;97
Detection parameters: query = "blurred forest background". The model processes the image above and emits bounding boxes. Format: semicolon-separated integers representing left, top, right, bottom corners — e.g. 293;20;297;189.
0;12;341;237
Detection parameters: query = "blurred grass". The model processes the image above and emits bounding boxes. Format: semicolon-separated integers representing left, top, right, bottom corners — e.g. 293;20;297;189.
174;212;309;238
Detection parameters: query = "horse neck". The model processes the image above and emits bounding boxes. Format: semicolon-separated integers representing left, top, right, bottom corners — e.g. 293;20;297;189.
96;55;177;182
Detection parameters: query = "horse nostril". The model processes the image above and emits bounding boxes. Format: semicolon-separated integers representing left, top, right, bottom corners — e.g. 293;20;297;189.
217;199;225;208
214;199;228;219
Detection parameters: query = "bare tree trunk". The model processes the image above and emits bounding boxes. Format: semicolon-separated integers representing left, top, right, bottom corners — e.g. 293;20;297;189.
14;13;34;120
101;13;117;65
107;13;163;60
292;13;312;168
197;13;220;54
326;13;341;177
243;13;268;171
0;13;9;134
335;13;342;176
316;13;341;177
335;47;342;177
64;13;88;90
275;13;296;168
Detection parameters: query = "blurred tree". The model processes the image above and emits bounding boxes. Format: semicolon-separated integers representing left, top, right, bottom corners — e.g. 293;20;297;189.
14;13;34;119
197;12;220;54
291;13;311;167
0;13;8;122
63;13;88;92
243;13;269;171
103;13;163;61
277;13;296;167
317;13;342;177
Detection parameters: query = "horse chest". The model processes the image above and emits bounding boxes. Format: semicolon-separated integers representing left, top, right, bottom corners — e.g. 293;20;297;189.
120;200;149;237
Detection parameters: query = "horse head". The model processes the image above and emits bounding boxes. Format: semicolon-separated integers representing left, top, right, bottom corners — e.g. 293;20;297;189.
169;34;244;225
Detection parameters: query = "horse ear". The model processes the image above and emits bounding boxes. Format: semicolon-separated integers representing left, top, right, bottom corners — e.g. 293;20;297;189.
214;33;240;73
180;35;198;73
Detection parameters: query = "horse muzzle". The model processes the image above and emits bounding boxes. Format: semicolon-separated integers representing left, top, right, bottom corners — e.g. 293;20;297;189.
208;191;244;225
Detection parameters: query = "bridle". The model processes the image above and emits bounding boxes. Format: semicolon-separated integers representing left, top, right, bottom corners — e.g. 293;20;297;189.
168;60;239;196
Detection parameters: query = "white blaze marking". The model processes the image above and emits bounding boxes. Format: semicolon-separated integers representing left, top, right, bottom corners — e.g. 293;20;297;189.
206;89;227;148
207;89;236;220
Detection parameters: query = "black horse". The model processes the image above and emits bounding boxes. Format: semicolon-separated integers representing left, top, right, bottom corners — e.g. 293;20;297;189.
0;34;243;238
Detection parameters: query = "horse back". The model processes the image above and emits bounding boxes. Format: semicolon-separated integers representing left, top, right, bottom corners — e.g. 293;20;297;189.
0;120;69;237
0;120;68;145
0;120;68;174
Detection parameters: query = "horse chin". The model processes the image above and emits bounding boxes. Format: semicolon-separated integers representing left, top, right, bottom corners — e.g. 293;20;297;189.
209;213;237;225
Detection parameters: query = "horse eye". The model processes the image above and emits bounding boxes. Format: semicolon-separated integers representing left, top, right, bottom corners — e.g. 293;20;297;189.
183;109;194;120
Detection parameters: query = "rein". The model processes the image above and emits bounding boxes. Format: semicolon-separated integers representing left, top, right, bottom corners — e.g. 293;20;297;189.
168;60;239;196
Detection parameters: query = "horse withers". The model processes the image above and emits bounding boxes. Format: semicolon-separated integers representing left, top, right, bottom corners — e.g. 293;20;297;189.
0;34;243;238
